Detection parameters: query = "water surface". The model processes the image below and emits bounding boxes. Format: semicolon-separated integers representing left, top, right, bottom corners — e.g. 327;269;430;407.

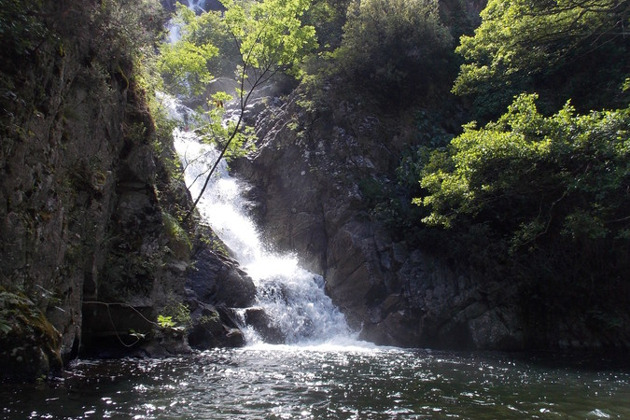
3;345;629;419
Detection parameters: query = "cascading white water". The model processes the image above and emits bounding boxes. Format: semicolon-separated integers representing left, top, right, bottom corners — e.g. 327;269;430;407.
164;97;353;345
185;0;207;13
166;1;207;44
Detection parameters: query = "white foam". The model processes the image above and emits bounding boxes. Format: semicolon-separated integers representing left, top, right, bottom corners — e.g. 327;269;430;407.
173;121;355;345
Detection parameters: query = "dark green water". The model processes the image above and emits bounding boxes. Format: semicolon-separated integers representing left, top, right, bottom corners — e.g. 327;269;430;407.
2;344;630;419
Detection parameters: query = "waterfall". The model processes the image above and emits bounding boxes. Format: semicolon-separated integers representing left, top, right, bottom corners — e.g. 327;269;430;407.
159;0;354;345
186;0;206;13
165;98;353;345
166;1;208;44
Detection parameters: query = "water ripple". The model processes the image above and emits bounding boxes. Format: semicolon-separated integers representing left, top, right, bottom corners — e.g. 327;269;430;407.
2;348;630;419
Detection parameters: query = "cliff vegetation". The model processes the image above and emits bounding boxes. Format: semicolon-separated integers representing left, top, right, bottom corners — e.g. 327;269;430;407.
0;0;251;382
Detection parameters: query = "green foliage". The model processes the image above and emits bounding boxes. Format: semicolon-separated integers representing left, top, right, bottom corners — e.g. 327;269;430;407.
159;40;217;96
303;0;351;51
332;0;453;106
222;0;318;81
157;314;176;329
453;0;630;119
171;302;192;326
416;94;630;250
158;302;191;330
158;4;219;96
159;0;319;104
0;0;49;61
161;0;318;97
176;4;240;77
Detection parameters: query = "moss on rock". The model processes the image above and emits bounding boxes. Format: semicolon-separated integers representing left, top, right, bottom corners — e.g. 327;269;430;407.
0;289;62;382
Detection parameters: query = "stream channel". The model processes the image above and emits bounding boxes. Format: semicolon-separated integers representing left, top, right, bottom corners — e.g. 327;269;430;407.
1;347;630;418
2;98;630;419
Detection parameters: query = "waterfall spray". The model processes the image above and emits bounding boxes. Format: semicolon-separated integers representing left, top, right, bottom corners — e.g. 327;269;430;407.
166;99;353;344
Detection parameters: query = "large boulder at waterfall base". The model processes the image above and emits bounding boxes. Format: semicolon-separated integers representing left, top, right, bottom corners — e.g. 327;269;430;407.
187;302;245;348
244;308;286;344
187;248;256;308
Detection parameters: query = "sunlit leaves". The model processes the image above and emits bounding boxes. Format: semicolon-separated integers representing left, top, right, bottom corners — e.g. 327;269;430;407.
159;40;217;95
453;0;630;117
416;94;630;246
455;0;627;90
160;0;317;98
221;0;317;80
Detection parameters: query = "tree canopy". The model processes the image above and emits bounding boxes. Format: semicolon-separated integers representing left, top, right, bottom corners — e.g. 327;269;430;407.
416;94;630;248
159;0;317;97
222;0;317;82
331;0;453;106
411;0;630;256
453;0;630;119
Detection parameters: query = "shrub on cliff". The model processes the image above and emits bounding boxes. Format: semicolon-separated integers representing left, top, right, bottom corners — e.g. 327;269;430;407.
417;94;630;246
453;0;630;121
331;0;453;107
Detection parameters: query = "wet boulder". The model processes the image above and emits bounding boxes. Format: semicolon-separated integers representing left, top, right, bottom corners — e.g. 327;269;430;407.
0;291;63;382
187;248;256;308
244;307;285;344
187;301;245;349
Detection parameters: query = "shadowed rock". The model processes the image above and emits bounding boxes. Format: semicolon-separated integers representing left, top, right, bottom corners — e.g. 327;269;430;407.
244;307;285;344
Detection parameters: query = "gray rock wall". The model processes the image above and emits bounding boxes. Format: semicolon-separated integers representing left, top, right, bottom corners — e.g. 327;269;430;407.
0;14;132;362
0;1;249;381
236;92;527;350
237;85;630;351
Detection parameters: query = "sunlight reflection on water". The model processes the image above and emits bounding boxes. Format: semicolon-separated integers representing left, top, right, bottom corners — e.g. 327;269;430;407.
3;347;630;419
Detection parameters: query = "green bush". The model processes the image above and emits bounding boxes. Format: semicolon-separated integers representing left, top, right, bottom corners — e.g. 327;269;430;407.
416;94;630;249
453;0;630;120
332;0;453;106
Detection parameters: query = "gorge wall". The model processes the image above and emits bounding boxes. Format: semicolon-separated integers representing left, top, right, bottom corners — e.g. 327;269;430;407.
0;1;250;382
236;87;630;351
235;93;521;349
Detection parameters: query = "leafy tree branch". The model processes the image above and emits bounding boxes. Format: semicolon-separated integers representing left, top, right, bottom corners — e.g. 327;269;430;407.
159;0;317;220
416;94;630;250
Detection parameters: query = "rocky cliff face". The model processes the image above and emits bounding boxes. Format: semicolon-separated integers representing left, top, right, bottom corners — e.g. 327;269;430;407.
235;93;518;349
0;1;250;381
0;1;138;372
236;87;623;351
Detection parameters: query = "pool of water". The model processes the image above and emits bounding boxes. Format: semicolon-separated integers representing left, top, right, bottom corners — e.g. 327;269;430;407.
2;344;630;419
